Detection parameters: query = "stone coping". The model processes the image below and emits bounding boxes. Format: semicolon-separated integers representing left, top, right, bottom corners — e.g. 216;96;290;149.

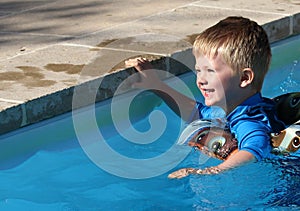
1;12;300;135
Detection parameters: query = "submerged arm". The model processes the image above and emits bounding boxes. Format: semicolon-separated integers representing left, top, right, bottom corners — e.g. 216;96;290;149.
168;150;255;179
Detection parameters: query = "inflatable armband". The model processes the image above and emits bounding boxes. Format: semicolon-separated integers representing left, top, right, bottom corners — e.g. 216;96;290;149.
271;92;300;155
271;121;300;155
177;120;238;160
274;92;300;125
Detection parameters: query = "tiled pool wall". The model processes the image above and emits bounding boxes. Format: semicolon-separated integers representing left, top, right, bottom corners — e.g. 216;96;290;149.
1;15;300;135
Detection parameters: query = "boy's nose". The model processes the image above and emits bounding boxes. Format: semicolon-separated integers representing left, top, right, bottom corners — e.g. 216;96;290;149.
196;73;208;86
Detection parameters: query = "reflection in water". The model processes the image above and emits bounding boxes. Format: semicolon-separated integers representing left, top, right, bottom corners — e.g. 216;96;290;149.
277;60;299;93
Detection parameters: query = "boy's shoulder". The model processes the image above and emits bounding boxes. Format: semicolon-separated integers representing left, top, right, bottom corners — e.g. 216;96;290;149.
228;93;285;132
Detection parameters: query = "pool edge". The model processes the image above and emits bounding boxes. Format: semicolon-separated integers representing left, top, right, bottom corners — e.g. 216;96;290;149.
1;13;300;135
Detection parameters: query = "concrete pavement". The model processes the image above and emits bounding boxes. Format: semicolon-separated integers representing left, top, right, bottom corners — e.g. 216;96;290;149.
1;0;300;134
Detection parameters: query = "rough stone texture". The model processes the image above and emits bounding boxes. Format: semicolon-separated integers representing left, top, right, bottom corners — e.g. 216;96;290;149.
263;17;291;42
0;105;24;134
293;13;300;34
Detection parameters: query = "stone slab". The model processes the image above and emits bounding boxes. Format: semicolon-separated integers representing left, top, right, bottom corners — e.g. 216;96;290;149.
192;0;300;15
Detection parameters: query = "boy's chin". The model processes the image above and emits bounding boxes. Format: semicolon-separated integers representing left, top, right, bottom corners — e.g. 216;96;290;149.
205;99;226;108
204;100;214;107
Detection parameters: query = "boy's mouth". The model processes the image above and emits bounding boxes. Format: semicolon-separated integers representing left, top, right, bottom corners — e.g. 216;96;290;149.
202;88;214;97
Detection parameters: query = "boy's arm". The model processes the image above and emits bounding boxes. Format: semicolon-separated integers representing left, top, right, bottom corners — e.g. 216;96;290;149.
125;58;197;121
168;150;255;179
218;150;255;170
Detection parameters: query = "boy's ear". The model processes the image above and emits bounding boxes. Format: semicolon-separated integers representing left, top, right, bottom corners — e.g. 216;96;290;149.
240;68;254;88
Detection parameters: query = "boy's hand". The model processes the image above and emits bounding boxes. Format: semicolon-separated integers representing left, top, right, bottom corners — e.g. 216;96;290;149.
168;168;194;179
125;57;153;72
125;57;161;89
168;167;222;179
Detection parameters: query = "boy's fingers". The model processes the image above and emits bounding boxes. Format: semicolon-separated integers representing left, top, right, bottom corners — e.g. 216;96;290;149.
167;172;180;179
168;168;190;179
125;57;153;71
125;59;138;67
125;57;143;64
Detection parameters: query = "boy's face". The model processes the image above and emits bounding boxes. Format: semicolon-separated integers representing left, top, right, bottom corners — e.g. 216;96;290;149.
195;53;241;111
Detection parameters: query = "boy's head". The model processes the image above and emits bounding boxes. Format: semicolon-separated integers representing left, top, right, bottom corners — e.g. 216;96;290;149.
193;16;271;91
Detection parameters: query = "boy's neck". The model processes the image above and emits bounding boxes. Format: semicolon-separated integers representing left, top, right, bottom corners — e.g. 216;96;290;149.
224;90;258;115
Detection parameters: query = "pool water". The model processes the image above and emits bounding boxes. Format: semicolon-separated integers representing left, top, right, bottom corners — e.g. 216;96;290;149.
0;35;300;210
263;35;300;98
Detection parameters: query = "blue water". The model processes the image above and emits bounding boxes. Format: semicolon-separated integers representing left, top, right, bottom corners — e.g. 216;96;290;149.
0;35;300;210
263;35;300;97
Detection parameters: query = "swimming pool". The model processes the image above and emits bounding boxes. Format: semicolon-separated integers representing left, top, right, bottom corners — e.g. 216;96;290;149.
0;35;300;210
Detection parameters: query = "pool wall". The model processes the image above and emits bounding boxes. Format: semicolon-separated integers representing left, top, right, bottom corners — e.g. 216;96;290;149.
1;8;300;135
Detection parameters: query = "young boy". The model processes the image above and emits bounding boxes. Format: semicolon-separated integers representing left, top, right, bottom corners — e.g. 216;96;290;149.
125;16;286;179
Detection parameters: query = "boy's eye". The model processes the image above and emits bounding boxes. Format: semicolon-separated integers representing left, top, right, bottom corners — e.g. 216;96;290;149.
194;69;201;74
194;68;215;73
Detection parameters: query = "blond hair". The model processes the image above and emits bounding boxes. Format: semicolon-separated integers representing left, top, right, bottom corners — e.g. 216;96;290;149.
193;16;271;91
